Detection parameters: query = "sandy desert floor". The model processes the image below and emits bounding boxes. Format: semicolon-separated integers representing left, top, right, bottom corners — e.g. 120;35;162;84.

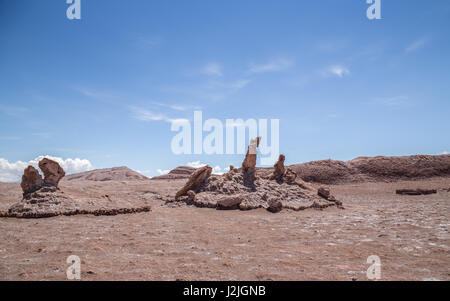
0;177;449;281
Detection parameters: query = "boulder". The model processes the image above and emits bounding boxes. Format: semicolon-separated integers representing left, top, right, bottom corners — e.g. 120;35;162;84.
318;187;331;199
21;166;44;195
176;166;212;200
217;196;243;209
267;198;282;213
38;158;65;187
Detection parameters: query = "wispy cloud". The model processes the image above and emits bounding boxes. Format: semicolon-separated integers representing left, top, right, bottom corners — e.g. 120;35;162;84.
201;62;223;77
373;96;409;106
129;106;189;124
129;106;172;122
322;65;350;78
0;136;21;141
162;78;251;102
0;105;28;118
406;37;429;53
248;58;294;74
151;102;199;112
32;132;52;139
134;35;162;49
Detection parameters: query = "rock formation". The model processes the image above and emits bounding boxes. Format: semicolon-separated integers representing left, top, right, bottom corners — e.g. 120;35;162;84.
242;136;261;188
271;154;286;182
175;165;212;200
39;158;65;187
5;159;155;219
20;166;44;195
171;137;344;213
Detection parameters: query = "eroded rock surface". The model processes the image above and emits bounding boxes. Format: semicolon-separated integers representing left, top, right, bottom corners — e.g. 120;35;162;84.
21;166;44;195
171;137;343;213
39;158;65;187
242;137;261;188
175;166;213;200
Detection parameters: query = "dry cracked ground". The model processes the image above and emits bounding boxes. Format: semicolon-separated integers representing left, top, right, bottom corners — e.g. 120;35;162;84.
0;177;449;281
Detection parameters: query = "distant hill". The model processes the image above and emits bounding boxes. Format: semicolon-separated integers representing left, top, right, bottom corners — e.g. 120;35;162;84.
289;154;450;184
62;154;450;184
151;166;196;180
64;166;148;182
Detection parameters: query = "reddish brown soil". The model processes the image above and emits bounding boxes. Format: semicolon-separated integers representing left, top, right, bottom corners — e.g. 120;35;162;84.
0;177;449;281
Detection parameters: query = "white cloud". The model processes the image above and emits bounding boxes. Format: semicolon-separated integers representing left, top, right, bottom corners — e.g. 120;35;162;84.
0;156;93;183
248;58;294;74
201;63;223;77
185;162;228;175
186;161;207;169
406;37;428;53
323;65;350;78
156;169;170;176
442;151;449;155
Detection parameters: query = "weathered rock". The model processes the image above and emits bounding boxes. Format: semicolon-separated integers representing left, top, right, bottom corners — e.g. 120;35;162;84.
242;137;261;187
187;190;196;202
318;187;331;199
176;166;212;200
283;167;298;184
271;154;286;182
21;166;44;195
267;198;282;213
396;189;437;196
217;196;243;209
174;150;343;212
38;158;65;187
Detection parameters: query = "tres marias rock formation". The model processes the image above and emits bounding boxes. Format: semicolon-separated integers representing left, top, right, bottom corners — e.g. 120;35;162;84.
174;137;344;213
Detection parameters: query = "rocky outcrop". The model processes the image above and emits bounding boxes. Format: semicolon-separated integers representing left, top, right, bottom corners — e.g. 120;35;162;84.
175;166;212;200
39;158;65;186
291;154;450;185
65;166;148;182
171;139;343;213
242;137;261;188
271;154;286;182
152;166;196;180
20;159;65;196
21;166;44;195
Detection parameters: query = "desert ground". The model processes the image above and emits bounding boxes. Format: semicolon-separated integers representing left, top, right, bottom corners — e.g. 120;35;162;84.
0;171;449;281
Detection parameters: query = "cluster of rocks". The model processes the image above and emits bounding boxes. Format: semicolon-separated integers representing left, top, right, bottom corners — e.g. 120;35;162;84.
173;137;343;213
4;158;152;219
9;158;71;216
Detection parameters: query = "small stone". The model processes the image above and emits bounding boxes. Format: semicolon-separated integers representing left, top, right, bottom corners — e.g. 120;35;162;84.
267;198;282;213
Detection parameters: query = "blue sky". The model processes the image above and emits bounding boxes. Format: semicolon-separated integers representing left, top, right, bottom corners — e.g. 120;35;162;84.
1;0;449;180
